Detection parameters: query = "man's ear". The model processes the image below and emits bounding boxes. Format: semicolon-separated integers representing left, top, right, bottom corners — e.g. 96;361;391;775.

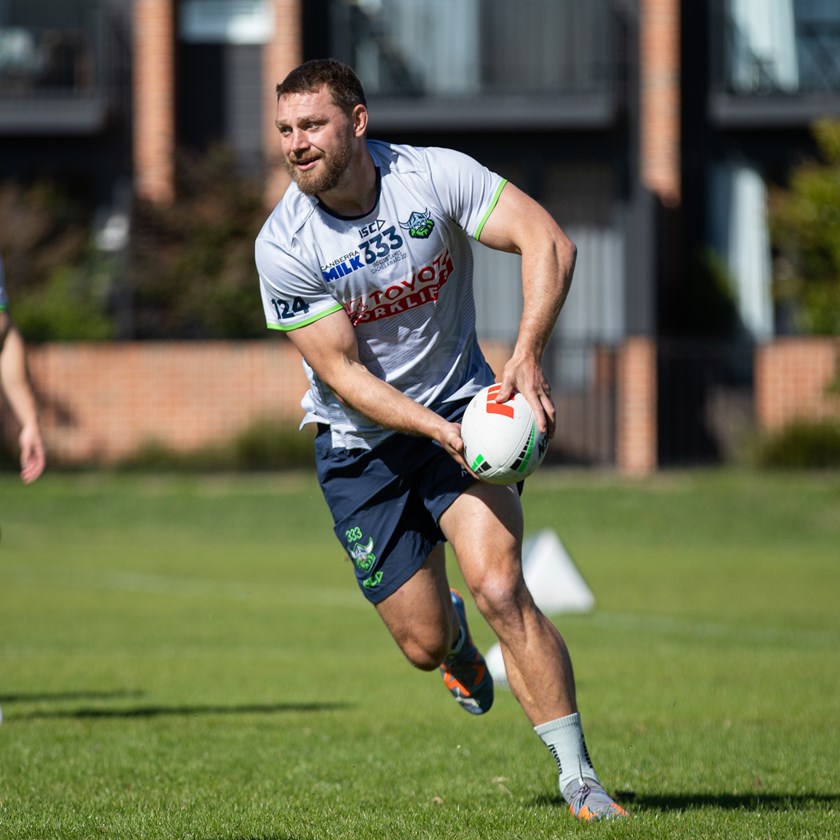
353;104;368;137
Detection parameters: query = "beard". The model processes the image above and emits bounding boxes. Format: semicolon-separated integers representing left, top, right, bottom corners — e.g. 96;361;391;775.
285;129;354;196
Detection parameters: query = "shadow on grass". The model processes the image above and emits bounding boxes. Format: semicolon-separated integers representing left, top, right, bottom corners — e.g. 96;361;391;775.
535;791;840;812
11;701;351;721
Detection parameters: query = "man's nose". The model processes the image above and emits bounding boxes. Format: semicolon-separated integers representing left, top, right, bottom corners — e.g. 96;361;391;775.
289;128;309;152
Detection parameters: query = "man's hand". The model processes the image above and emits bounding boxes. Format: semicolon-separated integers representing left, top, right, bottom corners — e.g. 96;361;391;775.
433;418;478;475
496;355;556;439
19;422;46;484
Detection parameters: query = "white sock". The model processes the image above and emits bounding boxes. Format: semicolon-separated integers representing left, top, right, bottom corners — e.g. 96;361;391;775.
534;712;601;796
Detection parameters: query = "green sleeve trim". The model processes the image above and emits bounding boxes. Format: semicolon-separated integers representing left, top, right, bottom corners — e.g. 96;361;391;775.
473;179;508;240
266;302;344;332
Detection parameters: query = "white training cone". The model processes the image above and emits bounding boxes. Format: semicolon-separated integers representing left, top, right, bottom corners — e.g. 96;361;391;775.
522;529;595;615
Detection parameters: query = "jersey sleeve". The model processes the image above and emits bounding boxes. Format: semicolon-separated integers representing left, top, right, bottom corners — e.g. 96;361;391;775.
255;236;343;332
422;147;507;240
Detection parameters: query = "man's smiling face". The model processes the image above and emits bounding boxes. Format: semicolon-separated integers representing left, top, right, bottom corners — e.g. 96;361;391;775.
275;86;355;197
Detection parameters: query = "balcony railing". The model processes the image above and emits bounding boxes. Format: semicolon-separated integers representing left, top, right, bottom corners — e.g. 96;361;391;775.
327;0;618;129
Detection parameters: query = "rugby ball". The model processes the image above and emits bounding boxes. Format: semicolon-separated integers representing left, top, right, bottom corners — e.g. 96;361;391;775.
461;384;549;485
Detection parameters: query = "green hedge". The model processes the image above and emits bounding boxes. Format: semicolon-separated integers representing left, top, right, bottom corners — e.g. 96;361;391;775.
755;420;840;469
115;419;315;473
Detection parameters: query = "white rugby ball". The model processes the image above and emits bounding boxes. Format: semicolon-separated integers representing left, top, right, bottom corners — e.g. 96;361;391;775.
461;384;549;485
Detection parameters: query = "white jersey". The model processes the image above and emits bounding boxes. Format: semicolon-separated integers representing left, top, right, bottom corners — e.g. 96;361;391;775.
255;141;507;449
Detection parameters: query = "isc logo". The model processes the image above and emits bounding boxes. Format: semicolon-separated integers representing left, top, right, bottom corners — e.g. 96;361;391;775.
358;219;386;238
484;384;515;418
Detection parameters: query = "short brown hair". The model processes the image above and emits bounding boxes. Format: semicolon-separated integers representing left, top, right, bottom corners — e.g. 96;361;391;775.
276;59;367;115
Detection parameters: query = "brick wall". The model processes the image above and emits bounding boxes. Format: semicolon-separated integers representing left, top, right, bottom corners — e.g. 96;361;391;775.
2;339;657;471
11;338;834;471
755;338;840;430
16;341;310;464
4;339;512;466
3;339;649;470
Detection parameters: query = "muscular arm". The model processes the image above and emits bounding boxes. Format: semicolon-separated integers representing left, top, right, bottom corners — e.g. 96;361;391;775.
286;311;470;467
477;182;577;436
0;313;46;483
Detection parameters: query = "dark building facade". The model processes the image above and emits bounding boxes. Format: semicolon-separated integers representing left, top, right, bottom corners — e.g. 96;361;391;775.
2;0;839;467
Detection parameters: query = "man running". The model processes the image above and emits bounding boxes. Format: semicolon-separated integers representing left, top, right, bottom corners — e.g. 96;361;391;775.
255;59;627;822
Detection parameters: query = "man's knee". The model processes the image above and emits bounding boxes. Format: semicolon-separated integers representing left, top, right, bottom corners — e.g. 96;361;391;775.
397;630;451;671
470;568;532;624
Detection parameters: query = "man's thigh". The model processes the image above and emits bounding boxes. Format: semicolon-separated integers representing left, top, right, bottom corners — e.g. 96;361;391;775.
438;481;525;588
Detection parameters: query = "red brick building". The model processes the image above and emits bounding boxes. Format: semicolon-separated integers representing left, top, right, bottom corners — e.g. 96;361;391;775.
2;1;839;471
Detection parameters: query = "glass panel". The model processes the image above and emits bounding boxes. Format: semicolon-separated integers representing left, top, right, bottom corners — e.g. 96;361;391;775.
707;161;773;340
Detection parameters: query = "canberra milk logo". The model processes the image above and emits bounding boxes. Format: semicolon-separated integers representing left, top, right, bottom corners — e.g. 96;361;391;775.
399;209;434;239
321;251;364;283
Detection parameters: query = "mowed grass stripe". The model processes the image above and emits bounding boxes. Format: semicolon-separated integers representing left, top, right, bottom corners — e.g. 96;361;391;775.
1;469;838;839
1;561;364;608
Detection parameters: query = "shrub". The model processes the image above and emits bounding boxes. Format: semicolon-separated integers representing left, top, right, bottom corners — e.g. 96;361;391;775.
0;179;100;342
232;419;314;470
129;145;268;339
769;119;840;336
754;420;840;469
115;419;314;472
11;266;114;342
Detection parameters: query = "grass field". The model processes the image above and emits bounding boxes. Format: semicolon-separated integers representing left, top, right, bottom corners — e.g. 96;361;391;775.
1;468;838;839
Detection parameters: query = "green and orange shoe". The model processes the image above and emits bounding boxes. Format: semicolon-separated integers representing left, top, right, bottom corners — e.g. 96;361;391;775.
564;778;629;822
439;589;494;715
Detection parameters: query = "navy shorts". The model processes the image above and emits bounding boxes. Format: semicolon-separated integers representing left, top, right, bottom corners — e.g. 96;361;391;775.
315;399;476;604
